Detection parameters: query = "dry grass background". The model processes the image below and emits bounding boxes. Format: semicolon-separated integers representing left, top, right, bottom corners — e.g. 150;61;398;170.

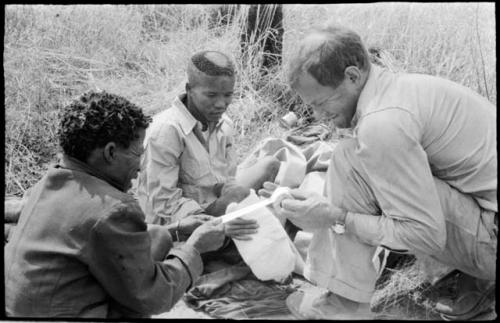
3;3;496;319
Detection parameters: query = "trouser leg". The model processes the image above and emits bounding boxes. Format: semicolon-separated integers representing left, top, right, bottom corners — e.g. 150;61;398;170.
309;138;381;302
314;138;496;303
427;178;496;281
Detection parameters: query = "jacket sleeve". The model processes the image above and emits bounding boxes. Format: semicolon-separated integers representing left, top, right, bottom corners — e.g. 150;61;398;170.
86;201;203;316
346;109;446;255
139;124;204;224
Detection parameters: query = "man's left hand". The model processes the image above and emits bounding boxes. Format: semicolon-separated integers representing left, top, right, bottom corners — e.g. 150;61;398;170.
274;189;345;231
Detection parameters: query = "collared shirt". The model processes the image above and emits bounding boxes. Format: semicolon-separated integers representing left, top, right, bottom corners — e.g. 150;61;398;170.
137;93;237;225
343;65;497;255
5;155;203;318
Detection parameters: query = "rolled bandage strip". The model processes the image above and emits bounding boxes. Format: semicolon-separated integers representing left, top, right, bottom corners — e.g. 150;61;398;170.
221;187;291;223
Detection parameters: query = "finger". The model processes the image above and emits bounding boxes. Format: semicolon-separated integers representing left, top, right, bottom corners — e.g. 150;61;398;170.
281;198;309;213
226;202;239;213
262;181;279;191
288;189;310;201
226;217;258;225
232;235;254;241
257;189;272;198
225;223;259;231
226;228;259;235
210;217;223;225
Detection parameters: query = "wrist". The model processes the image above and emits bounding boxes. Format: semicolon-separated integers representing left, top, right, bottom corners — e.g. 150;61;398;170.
333;208;348;235
167;220;182;242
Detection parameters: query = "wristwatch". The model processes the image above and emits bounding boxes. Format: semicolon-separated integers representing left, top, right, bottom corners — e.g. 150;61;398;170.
333;210;348;234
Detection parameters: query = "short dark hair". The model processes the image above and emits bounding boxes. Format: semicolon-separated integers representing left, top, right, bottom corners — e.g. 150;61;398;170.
58;91;152;162
288;25;370;89
190;50;236;77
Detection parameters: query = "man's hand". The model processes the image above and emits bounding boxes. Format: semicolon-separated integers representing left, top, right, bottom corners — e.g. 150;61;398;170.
185;218;225;254
175;214;214;241
274;189;345;231
224;203;259;241
205;182;250;216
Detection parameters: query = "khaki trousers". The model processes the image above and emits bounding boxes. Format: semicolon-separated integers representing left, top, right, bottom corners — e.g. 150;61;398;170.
305;138;497;302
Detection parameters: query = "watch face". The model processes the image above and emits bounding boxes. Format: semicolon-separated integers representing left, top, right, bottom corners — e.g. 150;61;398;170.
334;223;345;234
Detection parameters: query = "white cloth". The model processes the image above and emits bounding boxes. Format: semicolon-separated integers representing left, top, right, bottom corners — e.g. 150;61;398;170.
227;190;302;282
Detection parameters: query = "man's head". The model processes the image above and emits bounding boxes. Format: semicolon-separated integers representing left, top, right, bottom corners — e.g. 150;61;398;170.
58;91;152;191
287;25;371;128
186;51;236;124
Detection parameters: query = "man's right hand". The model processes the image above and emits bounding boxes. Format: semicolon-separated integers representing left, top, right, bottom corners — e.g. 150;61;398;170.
175;214;214;241
185;218;225;254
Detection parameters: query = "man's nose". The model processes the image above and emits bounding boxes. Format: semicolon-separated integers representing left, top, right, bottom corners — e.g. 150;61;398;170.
214;96;230;109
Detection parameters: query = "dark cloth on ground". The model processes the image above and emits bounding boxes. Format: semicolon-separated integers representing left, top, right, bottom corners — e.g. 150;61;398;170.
184;263;298;319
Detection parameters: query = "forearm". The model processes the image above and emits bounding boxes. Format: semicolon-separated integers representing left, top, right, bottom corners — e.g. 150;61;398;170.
89;206;203;315
344;211;445;255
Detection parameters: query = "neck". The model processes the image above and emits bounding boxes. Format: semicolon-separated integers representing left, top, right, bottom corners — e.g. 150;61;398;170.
184;95;209;129
61;154;127;192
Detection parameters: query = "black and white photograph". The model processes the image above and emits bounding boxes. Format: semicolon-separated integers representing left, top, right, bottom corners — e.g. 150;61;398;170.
3;3;496;320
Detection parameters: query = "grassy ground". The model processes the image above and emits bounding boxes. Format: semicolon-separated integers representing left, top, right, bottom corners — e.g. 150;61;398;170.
4;4;496;319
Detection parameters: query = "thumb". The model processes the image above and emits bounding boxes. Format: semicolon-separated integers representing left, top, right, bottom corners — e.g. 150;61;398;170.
226;202;239;213
210;217;222;225
262;181;279;190
289;189;310;201
281;198;309;213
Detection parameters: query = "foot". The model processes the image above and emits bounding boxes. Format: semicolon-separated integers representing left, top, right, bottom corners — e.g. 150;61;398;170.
435;272;495;320
286;289;373;319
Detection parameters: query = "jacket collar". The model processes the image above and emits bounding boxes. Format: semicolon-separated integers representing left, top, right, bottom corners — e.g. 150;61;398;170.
351;64;384;128
57;154;126;192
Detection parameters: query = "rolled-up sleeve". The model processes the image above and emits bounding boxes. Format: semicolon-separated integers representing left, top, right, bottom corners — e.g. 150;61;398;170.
346;109;446;255
86;201;203;316
140;125;204;224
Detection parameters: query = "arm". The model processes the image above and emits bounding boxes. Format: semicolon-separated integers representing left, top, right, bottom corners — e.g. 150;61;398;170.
140;125;204;224
347;110;446;255
86;201;203;315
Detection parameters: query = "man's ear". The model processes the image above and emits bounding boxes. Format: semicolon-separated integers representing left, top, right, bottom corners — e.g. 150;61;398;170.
102;142;117;164
344;66;361;85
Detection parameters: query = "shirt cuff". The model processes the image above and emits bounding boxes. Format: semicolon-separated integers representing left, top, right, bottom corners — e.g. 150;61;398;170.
167;244;203;289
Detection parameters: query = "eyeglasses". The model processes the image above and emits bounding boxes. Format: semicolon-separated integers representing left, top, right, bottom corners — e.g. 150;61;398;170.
120;146;144;158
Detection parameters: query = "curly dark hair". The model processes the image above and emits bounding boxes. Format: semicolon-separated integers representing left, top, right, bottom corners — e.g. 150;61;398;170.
57;91;152;162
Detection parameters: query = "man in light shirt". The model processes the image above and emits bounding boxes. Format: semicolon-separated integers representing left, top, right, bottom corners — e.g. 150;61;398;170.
266;25;496;320
137;51;280;247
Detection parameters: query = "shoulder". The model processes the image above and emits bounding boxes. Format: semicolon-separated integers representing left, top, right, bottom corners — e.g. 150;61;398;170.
146;108;184;145
357;108;421;148
97;198;147;233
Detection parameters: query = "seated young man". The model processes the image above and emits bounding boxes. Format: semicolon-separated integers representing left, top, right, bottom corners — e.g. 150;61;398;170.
137;51;280;244
5;91;231;318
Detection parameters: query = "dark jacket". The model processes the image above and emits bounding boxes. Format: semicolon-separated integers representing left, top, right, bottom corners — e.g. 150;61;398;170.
5;155;203;318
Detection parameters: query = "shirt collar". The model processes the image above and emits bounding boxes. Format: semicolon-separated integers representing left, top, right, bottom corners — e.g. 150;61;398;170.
57;154;126;192
172;92;226;135
351;64;384;128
